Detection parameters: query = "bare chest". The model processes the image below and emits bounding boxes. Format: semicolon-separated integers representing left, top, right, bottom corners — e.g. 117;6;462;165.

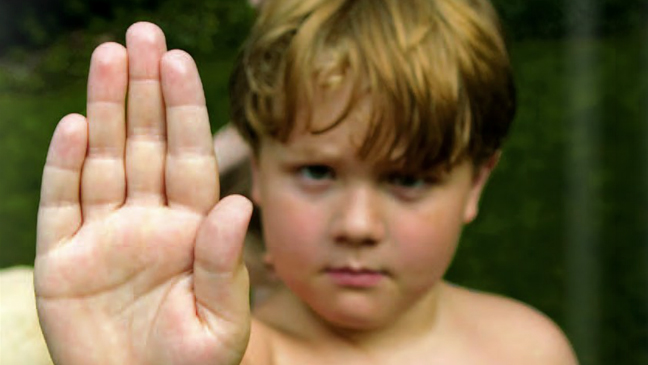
266;333;514;365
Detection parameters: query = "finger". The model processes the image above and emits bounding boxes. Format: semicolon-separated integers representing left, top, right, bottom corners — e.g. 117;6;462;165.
194;195;253;329
125;22;168;206
37;114;88;254
161;50;219;214
82;42;128;220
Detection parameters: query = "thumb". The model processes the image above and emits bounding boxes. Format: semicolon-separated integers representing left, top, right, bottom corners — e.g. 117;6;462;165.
193;194;253;329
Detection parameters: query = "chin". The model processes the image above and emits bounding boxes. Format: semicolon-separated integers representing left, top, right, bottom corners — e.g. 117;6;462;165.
326;314;388;332
309;292;398;332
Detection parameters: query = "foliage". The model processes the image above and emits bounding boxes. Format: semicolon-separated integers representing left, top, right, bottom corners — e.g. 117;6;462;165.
0;2;646;365
2;0;645;56
0;0;253;52
447;33;648;365
0;0;254;93
490;0;647;40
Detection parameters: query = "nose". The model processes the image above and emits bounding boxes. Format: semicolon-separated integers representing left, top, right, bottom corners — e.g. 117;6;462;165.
331;185;385;246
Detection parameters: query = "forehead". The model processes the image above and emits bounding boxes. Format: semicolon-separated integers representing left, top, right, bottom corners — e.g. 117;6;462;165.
286;85;389;160
277;54;462;173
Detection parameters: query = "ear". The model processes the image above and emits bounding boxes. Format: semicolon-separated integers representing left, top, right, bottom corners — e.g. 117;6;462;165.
250;155;262;206
463;152;500;223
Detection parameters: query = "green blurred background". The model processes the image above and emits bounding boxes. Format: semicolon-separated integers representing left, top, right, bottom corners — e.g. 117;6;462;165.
0;0;646;364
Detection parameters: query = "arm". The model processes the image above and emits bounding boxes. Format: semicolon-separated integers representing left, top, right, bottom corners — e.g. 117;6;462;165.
214;124;250;176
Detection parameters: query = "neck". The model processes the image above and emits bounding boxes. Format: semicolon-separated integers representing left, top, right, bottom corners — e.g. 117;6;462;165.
256;282;449;353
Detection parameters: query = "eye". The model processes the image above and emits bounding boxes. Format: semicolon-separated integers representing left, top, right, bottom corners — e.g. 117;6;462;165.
386;173;427;189
384;171;442;201
298;165;335;181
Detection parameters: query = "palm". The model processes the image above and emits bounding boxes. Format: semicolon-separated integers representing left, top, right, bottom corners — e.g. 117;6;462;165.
35;23;252;365
40;208;198;302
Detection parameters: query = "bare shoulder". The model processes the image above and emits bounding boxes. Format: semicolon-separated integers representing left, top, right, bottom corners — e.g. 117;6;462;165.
443;282;579;365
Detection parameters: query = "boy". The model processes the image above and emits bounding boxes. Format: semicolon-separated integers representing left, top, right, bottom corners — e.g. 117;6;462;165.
35;0;579;364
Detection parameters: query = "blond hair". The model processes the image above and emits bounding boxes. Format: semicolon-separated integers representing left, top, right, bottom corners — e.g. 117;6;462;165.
229;0;516;171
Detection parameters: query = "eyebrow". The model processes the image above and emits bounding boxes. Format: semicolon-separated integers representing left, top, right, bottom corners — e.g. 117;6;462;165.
284;143;347;161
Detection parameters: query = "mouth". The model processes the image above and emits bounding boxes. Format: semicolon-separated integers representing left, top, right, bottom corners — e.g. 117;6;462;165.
324;267;388;288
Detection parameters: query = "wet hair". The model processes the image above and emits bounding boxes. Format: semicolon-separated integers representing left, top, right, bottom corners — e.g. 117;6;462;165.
229;0;516;172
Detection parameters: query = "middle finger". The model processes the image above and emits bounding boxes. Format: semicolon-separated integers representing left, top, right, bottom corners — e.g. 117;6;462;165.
125;22;168;206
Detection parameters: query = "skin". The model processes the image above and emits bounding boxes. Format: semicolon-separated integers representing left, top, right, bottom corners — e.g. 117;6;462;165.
245;81;579;364
36;23;579;365
36;23;253;365
250;97;489;333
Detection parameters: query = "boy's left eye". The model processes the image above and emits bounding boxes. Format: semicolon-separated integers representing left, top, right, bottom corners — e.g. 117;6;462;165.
298;165;335;181
386;174;427;189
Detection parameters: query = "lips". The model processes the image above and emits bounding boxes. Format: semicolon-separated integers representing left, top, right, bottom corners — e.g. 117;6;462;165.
325;267;387;288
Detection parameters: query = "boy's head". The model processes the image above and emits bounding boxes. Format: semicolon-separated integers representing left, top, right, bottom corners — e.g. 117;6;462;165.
230;0;516;172
228;0;516;331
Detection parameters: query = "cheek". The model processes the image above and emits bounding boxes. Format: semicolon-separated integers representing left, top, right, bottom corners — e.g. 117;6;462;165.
261;191;326;269
390;203;466;282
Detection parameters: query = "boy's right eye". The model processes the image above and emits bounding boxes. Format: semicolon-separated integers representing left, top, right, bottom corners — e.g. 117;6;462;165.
298;165;335;181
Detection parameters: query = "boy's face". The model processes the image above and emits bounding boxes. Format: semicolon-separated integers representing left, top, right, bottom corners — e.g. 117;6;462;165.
250;92;495;331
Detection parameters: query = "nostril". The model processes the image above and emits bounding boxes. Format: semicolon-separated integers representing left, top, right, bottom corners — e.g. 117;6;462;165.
332;212;384;246
334;235;379;247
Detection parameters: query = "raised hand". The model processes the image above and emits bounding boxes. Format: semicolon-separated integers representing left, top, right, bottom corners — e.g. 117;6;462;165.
35;22;253;365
